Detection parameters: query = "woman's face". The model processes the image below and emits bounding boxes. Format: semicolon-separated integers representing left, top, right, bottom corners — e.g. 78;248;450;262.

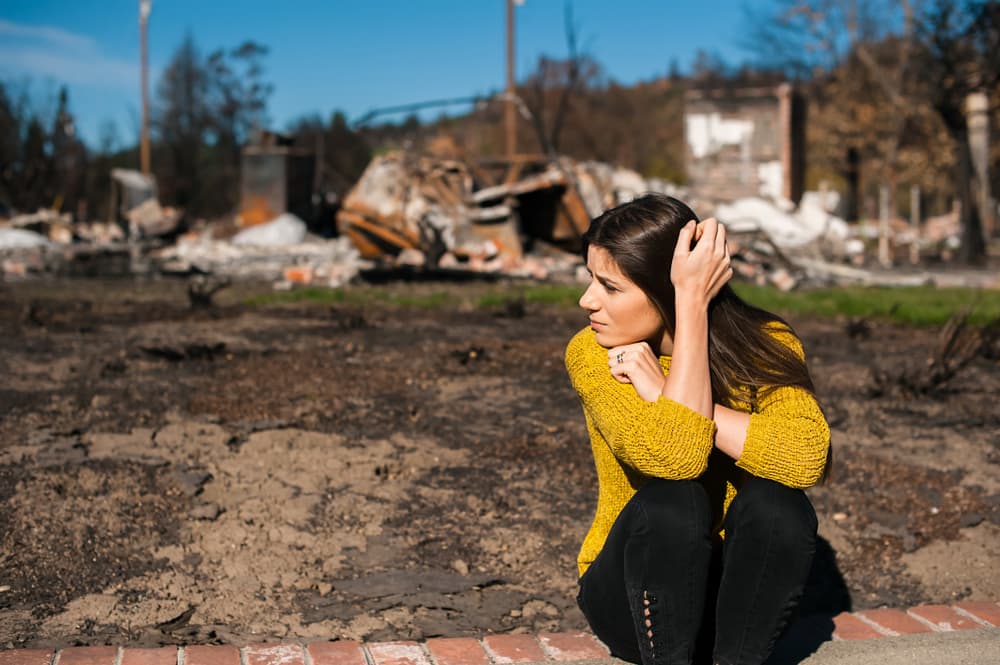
579;245;668;352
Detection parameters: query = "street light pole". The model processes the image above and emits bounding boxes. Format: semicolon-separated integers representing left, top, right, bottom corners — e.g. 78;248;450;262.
505;0;516;159
139;0;152;175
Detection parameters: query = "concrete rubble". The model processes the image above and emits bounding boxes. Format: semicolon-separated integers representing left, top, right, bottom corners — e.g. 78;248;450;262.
154;222;367;288
232;213;308;246
126;199;183;239
0;227;52;250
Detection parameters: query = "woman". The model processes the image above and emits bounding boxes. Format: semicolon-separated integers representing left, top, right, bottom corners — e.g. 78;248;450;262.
566;194;829;665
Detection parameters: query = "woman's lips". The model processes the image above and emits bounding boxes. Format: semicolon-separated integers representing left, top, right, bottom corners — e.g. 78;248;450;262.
589;319;607;329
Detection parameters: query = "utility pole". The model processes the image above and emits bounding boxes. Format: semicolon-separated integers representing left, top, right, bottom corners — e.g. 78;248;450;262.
505;0;517;158
139;0;152;175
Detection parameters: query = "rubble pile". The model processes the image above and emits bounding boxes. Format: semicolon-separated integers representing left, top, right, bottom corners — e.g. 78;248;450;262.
1;151;981;290
154;215;368;288
334;151;687;281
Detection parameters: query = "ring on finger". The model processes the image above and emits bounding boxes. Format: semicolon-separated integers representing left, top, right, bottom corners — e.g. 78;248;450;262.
616;352;625;365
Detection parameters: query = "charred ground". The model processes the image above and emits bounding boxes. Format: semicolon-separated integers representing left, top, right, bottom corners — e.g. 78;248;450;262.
1;279;998;648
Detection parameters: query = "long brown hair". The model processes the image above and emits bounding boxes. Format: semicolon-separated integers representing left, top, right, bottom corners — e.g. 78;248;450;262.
582;193;817;409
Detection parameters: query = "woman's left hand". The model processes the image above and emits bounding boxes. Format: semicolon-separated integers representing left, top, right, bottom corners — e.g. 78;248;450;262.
670;217;733;309
607;342;666;402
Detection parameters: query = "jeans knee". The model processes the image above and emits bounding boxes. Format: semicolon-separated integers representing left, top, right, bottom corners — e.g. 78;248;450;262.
726;477;817;551
632;478;712;543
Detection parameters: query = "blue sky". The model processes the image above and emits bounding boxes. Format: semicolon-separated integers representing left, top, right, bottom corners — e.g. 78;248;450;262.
0;1;767;149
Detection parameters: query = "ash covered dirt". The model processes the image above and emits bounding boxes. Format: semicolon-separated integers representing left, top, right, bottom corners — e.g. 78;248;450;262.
0;279;997;648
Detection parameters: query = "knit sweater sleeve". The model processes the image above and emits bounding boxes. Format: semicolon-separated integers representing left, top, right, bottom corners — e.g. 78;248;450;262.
736;327;830;488
565;328;716;479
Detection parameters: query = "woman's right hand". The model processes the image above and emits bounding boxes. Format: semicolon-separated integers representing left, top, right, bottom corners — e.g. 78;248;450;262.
670;217;733;308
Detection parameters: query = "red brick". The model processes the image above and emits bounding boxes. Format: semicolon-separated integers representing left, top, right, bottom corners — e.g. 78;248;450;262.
57;647;118;665
538;632;609;660
307;641;366;665
245;644;305;665
856;608;934;636
953;600;1000;627
831;612;884;640
908;604;982;631
183;645;240;665
0;650;54;665
367;642;430;665
121;648;178;665
481;635;547;663
424;638;489;665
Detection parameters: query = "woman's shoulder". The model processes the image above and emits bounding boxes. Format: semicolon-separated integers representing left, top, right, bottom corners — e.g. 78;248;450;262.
761;320;805;360
565;326;603;370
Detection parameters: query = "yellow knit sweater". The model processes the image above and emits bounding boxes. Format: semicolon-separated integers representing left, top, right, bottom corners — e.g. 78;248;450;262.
565;326;830;576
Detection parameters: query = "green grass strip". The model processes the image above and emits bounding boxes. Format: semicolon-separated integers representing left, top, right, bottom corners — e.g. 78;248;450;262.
245;282;999;327
732;283;1000;327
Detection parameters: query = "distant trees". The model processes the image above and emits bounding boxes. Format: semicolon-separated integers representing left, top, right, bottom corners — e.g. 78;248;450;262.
747;0;999;264
155;34;211;214
0;82;88;216
287;111;371;196
913;0;1000;263
0;35;278;222
154;35;274;218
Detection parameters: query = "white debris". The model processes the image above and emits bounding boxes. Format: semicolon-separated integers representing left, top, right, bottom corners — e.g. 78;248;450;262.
565;160;689;217
127;198;183;238
716;193;849;250
844;238;866;257
396;248;426;267
0;227;52;249
610;168;649;202
156;233;368;286
756;161;784;201
232;213;307;247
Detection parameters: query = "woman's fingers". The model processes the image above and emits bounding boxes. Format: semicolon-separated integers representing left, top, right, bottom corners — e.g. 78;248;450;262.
607;342;654;366
671;217;733;301
674;220;696;258
606;343;665;401
700;217;719;249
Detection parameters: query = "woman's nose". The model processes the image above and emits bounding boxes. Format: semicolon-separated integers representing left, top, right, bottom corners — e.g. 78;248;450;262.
579;283;598;311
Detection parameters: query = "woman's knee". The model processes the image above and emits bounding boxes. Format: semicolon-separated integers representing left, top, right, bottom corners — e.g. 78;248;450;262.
631;478;712;539
725;477;817;549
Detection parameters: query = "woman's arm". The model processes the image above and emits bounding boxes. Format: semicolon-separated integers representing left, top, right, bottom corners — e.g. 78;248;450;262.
732;385;829;488
660;218;733;418
566;329;716;479
662;297;713;417
712;404;751;459
713;329;830;488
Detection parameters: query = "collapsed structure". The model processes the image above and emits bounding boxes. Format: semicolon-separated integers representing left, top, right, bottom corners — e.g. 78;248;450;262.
334;151;685;279
1;147;971;290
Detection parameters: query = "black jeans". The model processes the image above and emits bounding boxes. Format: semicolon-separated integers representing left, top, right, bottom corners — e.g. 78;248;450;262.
576;477;817;665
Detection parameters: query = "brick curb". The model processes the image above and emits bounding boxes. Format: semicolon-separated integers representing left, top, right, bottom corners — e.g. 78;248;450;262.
2;602;998;665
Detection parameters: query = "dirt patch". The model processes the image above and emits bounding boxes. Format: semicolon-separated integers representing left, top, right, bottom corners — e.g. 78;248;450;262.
1;279;998;648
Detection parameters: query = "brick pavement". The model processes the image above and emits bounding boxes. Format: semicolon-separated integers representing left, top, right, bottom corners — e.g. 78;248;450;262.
1;601;998;665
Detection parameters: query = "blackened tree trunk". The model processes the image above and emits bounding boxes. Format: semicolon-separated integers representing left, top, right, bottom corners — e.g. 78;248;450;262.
917;0;1000;265
952;125;987;263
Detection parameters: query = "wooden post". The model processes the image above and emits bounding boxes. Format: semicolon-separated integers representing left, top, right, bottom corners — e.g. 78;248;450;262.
139;0;151;175
878;184;892;268
966;92;993;239
505;0;517;159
